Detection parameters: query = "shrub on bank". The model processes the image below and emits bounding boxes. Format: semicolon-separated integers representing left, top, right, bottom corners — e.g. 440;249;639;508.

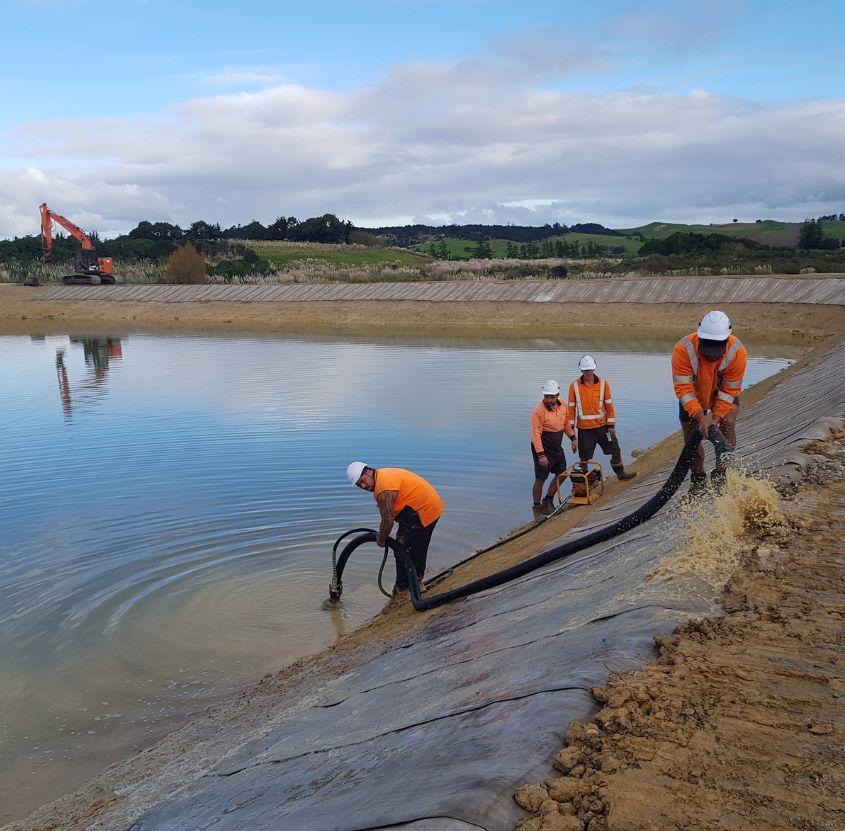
165;245;207;284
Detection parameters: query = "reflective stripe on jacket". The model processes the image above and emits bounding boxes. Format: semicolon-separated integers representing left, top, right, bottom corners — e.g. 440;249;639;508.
672;332;747;418
567;375;616;430
530;398;574;453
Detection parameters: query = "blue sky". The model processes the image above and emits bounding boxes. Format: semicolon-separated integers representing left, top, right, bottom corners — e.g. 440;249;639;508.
1;0;843;234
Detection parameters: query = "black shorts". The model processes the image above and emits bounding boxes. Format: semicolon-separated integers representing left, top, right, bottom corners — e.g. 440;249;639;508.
678;396;740;423
531;444;567;480
577;426;617;462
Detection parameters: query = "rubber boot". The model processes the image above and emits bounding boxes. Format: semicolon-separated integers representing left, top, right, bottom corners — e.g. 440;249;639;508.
383;587;411;611
710;465;728;494
532;502;546;521
612;464;637;481
684;472;708;501
541;496;556;515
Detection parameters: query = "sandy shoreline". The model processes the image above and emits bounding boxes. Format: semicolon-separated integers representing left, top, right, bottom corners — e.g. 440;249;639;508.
2;285;843;830
1;284;844;348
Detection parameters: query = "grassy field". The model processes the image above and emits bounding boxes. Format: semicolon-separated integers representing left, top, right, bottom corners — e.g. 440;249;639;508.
556;232;642;253
249;222;842;267
620;220;803;246
412;232;641;260
818;220;845;242
623;220;845;247
247;240;431;268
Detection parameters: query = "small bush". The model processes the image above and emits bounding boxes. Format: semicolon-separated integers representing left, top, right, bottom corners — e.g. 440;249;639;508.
165;245;207;284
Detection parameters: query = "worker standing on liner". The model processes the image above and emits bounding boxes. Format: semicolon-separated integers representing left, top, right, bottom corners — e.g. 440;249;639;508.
531;380;578;518
346;462;444;602
567;355;637;482
672;310;747;496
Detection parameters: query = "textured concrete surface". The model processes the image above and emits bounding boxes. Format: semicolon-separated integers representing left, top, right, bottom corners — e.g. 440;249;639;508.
38;277;845;306
118;342;845;831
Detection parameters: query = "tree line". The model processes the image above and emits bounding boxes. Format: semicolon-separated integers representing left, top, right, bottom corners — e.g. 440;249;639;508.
0;213;356;264
370;221;620;247
427;237;627;260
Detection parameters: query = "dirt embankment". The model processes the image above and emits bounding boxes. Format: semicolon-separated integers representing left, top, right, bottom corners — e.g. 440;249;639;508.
0;284;843;347
515;427;845;831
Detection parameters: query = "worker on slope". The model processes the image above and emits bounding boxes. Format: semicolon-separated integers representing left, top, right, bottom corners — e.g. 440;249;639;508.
567;355;637;482
672;310;747;496
347;462;444;604
531;380;577;519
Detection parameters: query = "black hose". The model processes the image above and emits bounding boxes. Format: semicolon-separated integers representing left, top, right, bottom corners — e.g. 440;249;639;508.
331;426;732;612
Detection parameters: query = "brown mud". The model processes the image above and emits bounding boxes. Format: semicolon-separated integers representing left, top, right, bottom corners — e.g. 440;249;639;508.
515;427;845;831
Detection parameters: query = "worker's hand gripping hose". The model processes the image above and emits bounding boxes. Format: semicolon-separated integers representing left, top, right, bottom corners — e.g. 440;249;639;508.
329;427;732;613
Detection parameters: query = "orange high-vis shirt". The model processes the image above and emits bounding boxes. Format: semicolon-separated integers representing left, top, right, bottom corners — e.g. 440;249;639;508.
374;468;444;527
567;376;616;430
672;332;747;418
529;399;574;453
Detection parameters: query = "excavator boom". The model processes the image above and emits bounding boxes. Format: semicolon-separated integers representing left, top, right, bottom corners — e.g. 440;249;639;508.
40;202;95;255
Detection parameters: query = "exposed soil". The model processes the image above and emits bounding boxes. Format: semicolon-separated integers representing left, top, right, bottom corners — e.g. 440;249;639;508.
0;284;842;348
515;427;845;831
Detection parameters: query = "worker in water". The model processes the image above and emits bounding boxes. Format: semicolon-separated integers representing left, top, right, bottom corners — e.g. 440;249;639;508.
346;462;444;602
531;380;578;518
567;356;637;482
672;310;747;496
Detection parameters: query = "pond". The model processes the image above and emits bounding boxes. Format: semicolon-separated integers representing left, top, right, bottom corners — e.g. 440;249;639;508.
0;332;791;820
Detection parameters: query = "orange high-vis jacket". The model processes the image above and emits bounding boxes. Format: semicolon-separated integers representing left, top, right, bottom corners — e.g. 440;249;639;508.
374;467;444;527
530;398;574;453
672;332;747;419
567;375;616;430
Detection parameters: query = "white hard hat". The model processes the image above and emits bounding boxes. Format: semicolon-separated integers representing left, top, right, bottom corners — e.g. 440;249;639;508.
541;379;560;396
697;310;732;341
578;355;597;371
346;461;367;486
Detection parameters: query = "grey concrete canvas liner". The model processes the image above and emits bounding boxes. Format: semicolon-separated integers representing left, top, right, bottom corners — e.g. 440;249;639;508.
119;342;845;831
38;276;845;306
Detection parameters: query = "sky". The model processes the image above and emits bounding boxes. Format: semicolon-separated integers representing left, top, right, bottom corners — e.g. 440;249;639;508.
1;0;844;236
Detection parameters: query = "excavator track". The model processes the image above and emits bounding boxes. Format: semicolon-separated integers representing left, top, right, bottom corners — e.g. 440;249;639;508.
62;275;117;285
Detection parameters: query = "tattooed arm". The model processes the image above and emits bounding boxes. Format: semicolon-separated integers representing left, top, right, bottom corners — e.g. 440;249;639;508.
375;489;398;547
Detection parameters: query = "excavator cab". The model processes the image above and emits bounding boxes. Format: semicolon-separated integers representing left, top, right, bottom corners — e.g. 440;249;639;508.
77;250;101;274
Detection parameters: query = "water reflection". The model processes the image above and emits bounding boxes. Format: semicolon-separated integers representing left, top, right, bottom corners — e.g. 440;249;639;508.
52;336;123;416
0;332;791;822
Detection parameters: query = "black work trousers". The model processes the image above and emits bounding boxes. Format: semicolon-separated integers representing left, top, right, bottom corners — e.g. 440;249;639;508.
394;506;438;590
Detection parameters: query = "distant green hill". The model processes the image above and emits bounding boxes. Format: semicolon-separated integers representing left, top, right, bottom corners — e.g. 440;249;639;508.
816;220;845;242
623;220;803;247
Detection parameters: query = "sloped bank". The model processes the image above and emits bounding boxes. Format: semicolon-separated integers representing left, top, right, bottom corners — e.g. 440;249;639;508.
515;431;845;831
7;338;843;831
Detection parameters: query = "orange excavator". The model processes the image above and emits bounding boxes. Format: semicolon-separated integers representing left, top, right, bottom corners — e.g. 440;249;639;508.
39;202;116;285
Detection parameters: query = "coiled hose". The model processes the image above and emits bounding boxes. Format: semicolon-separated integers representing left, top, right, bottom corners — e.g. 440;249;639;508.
329;426;732;612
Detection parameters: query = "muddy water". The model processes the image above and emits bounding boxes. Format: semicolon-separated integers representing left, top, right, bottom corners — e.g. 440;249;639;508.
0;332;790;821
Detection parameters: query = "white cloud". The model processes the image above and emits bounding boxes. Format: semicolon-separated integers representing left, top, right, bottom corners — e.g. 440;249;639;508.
1;21;844;236
199;68;290;88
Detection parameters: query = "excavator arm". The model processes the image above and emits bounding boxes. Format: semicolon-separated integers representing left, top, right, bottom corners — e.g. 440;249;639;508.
37;202;114;283
40;202;94;256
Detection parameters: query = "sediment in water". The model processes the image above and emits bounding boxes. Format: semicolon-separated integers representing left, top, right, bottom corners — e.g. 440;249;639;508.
647;469;787;588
